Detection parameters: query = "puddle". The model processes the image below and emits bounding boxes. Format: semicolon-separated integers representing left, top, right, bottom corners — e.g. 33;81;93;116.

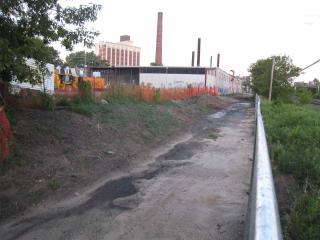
10;160;190;240
208;111;226;119
156;141;202;161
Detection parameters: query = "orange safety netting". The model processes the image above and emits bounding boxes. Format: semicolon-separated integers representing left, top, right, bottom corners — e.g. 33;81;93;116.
139;86;219;102
0;108;12;161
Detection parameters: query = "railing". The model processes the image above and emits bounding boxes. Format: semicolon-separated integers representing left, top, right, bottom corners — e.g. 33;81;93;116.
245;95;283;240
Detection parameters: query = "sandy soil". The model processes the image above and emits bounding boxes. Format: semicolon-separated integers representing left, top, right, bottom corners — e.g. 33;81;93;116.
0;96;254;240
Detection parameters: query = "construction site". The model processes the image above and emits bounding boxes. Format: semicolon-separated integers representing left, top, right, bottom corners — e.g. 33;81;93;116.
3;3;310;240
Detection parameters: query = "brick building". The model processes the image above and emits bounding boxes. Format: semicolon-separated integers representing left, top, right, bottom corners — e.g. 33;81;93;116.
95;36;141;67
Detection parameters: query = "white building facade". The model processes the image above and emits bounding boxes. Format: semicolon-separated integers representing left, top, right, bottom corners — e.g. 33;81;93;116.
95;35;141;67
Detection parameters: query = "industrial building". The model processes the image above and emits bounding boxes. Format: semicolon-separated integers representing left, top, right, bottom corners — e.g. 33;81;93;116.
95;35;141;67
88;66;244;94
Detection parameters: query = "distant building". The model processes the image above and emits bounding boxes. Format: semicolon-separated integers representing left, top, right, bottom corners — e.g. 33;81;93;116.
95;35;141;67
87;66;244;95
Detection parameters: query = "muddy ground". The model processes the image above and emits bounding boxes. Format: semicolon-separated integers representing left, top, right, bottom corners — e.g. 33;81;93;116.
0;95;236;222
0;95;255;240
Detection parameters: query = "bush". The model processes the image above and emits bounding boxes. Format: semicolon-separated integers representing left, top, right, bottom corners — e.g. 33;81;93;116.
297;89;313;105
78;80;94;103
153;89;161;103
39;92;55;111
104;84;142;103
55;95;71;106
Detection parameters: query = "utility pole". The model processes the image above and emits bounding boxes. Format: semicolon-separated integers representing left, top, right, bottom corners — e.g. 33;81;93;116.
268;57;275;102
84;50;87;77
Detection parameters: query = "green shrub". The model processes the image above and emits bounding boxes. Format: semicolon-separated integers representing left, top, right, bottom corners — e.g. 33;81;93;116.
78;80;94;103
48;179;60;191
39;92;55;111
297;89;313;105
153;89;161;103
56;95;71;106
104;84;140;104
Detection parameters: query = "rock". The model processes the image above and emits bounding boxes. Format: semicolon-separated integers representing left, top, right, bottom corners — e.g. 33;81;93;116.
112;195;140;209
107;150;115;155
101;99;109;104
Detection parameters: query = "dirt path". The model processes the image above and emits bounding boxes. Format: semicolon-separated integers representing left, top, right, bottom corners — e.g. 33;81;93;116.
0;99;254;240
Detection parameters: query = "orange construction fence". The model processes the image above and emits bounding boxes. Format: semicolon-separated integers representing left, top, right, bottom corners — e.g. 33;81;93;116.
139;86;219;102
0;108;12;161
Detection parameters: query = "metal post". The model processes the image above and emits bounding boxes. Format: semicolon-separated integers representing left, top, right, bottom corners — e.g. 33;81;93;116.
84;50;87;77
268;57;275;102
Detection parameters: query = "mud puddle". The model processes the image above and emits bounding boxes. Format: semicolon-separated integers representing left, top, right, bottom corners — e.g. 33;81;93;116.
156;141;203;160
7;159;190;240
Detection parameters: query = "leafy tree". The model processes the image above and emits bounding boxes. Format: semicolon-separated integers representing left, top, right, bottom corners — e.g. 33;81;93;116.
65;51;108;67
248;55;301;100
0;0;102;84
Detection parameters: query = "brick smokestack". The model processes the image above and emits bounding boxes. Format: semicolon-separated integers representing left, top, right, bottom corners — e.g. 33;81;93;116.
197;38;201;67
155;12;163;65
191;51;195;67
217;53;220;68
210;56;213;67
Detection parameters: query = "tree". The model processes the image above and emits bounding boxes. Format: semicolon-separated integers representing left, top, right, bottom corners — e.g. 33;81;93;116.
0;0;102;84
65;51;108;67
313;78;319;86
248;55;301;100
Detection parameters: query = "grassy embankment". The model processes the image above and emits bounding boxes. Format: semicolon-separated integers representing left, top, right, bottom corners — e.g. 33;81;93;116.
261;101;320;240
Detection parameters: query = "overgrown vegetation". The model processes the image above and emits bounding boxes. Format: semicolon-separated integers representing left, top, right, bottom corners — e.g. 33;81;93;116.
249;55;300;101
262;100;320;240
39;92;55;111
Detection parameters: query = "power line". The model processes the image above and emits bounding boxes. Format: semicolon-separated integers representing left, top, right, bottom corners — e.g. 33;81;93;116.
300;58;320;72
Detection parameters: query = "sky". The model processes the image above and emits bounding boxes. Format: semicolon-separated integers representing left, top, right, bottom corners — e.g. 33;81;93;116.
55;0;320;82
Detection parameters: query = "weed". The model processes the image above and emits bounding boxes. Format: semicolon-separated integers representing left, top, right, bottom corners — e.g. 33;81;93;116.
56;95;71;106
207;133;219;140
199;105;211;113
48;179;60;191
78;80;94;103
5;108;17;125
29;191;43;204
297;89;313;105
40;92;55;111
286;193;320;239
153;89;161;103
79;158;88;168
262;100;320;239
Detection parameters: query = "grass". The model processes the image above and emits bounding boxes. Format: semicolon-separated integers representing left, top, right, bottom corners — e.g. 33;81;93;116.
69;92;182;140
261;100;320;240
48;179;60;191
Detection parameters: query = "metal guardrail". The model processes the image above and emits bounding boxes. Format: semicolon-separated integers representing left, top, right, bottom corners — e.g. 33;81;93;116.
245;95;283;240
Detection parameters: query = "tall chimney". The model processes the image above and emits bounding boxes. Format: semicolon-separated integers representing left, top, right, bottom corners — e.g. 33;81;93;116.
155;12;163;65
217;53;220;68
210;56;213;67
197;38;201;67
191;51;195;67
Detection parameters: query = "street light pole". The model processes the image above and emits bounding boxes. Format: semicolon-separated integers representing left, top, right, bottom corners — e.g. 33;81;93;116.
268;57;275;102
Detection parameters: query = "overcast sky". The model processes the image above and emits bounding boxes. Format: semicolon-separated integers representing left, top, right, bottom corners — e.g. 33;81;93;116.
55;0;320;82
